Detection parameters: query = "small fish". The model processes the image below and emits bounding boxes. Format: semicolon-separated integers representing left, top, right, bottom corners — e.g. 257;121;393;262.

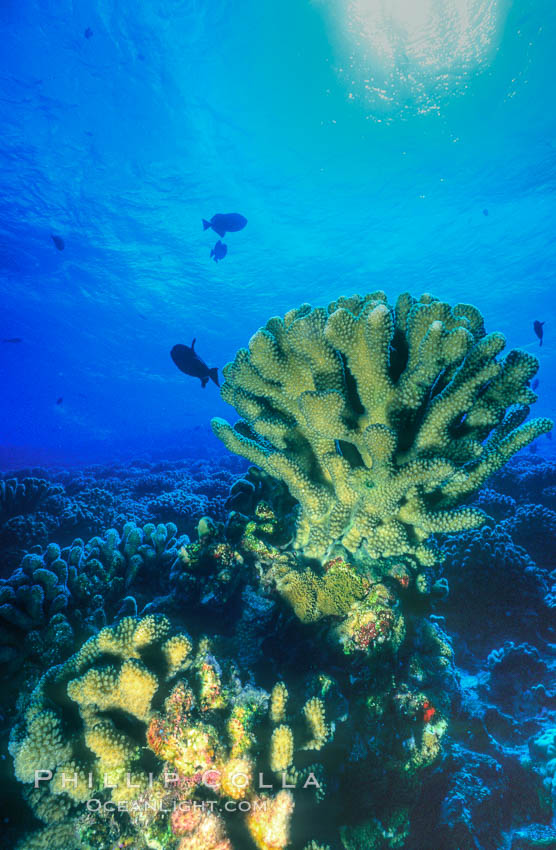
482;208;489;216
51;234;65;251
202;213;247;238
210;240;227;263
2;337;22;343
84;27;93;39
547;431;553;441
533;320;545;346
171;339;219;388
529;443;538;454
532;378;539;391
56;397;63;405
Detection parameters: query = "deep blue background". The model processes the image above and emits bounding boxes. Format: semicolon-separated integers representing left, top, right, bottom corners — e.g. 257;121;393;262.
0;0;554;466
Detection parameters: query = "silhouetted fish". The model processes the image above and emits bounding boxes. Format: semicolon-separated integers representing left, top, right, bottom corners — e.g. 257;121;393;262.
547;431;553;441
171;339;219;388
56;397;63;405
529;443;538;454
2;337;22;343
483;209;489;216
84;27;93;39
532;378;539;391
51;234;65;251
202;213;247;238
533;320;545;346
210;240;227;263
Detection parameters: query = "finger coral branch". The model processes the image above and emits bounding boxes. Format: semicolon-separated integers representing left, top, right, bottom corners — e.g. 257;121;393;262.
213;292;552;567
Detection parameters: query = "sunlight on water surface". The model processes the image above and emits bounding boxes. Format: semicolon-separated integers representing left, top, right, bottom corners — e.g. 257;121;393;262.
319;0;509;114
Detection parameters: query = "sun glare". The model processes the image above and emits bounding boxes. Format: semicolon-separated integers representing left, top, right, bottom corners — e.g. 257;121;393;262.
350;0;503;70
320;0;507;113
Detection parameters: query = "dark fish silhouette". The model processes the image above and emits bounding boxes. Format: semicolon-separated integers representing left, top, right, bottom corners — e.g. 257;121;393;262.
202;213;247;238
84;27;93;39
210;240;227;262
56;397;63;405
51;234;65;251
532;378;539;391
483;209;489;216
547;431;553;441
2;337;22;343
533;320;545;346
171;339;219;388
529;442;538;454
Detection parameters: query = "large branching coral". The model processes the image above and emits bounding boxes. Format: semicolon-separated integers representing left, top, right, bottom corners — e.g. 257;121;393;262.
212;292;552;567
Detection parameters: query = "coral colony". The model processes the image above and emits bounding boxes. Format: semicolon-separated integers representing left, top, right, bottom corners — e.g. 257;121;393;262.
4;293;555;849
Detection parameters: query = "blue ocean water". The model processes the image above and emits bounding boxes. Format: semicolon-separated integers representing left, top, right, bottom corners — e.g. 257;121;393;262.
0;0;554;464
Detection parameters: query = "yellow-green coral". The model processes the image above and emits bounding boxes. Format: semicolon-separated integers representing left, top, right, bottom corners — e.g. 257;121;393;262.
331;582;406;656
270;559;367;624
269;682;288;724
16;820;84;850
212;292;552;567
9;615;189;824
302;698;328;750
270;724;294;772
246;790;295;850
10;606;451;850
11;709;72;784
67;658;158;720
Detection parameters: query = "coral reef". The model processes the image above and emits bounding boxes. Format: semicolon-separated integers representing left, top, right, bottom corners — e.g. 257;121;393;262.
484;642;554;719
2;356;555;850
491;456;556;505
0;522;187;675
10;615;192;848
0;458;247;571
529;726;556;797
501;503;556;569
439;525;548;653
212;292;551;568
0;478;64;569
9;605;454;849
0;477;59;524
